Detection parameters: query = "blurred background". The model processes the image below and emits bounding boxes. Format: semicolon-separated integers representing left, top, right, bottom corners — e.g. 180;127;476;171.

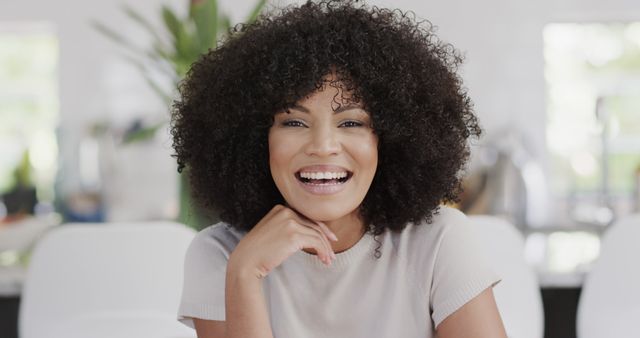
0;0;639;337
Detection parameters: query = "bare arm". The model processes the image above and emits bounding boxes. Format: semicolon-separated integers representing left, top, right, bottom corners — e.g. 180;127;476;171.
192;205;337;338
436;288;507;338
222;262;274;338
192;264;273;338
193;319;225;338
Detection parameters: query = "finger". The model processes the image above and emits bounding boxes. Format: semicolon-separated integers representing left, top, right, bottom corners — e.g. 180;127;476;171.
296;222;335;262
255;204;286;229
298;233;334;266
283;209;335;258
288;210;337;246
315;221;338;242
295;219;336;260
277;208;335;260
296;224;335;263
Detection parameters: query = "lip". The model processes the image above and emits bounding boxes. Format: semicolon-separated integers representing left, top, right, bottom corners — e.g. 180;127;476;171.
294;164;353;196
296;164;351;174
295;174;351;195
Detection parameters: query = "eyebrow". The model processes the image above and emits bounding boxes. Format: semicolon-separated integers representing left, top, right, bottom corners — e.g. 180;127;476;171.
287;104;364;114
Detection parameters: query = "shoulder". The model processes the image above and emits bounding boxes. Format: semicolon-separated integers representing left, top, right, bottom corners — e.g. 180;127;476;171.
400;206;471;245
424;206;469;230
393;206;478;268
186;222;246;260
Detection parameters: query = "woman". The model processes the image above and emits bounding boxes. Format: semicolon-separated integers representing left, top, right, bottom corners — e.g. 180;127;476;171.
172;1;507;337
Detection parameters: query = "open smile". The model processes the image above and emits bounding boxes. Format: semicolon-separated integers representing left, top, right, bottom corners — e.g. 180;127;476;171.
295;171;353;184
294;170;354;195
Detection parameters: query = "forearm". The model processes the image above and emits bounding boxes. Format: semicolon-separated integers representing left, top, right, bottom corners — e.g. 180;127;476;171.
224;261;274;338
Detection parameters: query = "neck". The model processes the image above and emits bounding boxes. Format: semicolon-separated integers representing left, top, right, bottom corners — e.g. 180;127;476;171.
303;211;366;255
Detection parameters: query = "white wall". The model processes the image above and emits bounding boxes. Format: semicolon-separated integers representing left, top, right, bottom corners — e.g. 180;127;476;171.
0;0;184;220
1;0;639;221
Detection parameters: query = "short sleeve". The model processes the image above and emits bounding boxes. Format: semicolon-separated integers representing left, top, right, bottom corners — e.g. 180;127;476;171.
429;210;501;328
177;225;233;328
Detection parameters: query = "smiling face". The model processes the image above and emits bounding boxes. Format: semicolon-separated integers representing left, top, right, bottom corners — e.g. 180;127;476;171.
268;82;378;223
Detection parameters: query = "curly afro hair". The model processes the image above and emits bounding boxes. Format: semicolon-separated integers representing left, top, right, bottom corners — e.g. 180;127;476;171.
170;0;481;236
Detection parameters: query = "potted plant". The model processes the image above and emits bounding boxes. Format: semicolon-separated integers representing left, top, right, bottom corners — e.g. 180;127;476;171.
93;0;267;229
1;151;37;221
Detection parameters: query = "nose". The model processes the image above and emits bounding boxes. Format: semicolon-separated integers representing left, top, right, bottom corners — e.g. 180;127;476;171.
304;124;341;157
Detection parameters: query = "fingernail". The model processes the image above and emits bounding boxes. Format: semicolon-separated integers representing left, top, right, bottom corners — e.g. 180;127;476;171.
329;233;338;241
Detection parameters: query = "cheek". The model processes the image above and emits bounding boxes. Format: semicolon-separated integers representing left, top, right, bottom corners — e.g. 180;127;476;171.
268;132;293;175
353;135;379;169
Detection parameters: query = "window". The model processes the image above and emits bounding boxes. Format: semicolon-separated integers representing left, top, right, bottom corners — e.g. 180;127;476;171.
0;23;58;216
544;22;640;225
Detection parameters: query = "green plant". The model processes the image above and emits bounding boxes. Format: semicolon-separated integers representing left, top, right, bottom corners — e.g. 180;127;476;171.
13;150;33;188
92;0;267;229
93;0;266;142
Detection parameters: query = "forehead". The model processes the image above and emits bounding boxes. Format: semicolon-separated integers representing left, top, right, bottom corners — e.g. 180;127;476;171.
276;98;368;119
270;70;369;118
290;78;365;111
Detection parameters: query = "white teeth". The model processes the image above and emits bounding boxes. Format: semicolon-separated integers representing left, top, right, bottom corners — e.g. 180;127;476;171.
299;171;348;180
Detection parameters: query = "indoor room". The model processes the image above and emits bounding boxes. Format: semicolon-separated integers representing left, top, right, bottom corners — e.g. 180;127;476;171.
1;0;639;337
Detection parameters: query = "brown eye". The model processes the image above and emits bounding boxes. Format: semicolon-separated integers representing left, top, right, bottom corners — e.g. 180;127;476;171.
282;120;306;127
340;121;364;128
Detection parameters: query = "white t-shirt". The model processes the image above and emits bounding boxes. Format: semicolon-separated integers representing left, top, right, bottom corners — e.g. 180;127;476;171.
177;206;501;337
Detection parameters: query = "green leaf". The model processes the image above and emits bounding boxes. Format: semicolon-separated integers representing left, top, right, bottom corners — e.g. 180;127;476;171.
175;59;194;78
91;21;148;57
14;151;32;187
122;4;164;44
162;6;201;70
121;53;173;103
162;6;183;44
219;13;232;35
122;122;166;144
246;0;267;23
151;41;172;61
149;43;182;79
94;0;270;145
190;0;218;52
143;73;173;104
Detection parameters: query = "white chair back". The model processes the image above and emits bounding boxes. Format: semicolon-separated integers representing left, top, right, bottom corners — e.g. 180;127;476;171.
469;215;544;338
577;214;640;338
19;221;197;338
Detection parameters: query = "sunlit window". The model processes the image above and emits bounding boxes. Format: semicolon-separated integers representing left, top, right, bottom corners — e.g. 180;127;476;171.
0;23;58;217
545;22;640;224
525;231;601;274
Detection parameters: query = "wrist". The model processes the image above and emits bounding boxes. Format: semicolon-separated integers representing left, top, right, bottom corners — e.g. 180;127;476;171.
227;255;267;281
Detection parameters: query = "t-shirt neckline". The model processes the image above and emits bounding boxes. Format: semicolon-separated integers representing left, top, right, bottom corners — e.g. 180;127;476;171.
290;229;376;269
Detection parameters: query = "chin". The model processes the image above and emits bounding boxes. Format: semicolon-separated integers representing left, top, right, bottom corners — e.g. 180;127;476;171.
290;202;357;223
